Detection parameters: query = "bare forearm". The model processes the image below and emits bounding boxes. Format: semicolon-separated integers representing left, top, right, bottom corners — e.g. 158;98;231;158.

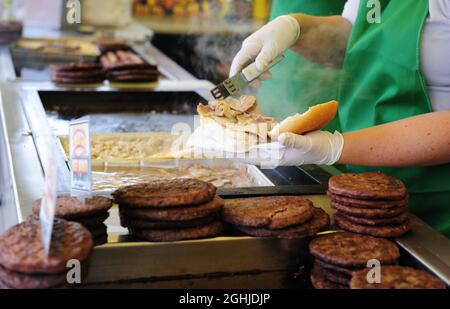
289;14;352;68
338;111;450;167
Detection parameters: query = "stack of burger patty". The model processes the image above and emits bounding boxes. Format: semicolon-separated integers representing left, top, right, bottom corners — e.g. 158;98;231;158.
96;39;131;54
309;232;400;289
0;21;22;45
114;178;224;242
101;50;159;83
328;172;410;238
33;196;112;246
350;265;446;289
0;217;93;289
51;62;105;84
222;196;330;238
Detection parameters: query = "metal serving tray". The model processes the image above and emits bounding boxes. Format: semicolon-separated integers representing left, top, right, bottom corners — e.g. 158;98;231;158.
90;159;274;194
40;89;204;118
10;37;99;79
9;38;166;84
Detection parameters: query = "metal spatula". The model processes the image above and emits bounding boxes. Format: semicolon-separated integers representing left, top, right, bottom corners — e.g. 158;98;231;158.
211;55;285;100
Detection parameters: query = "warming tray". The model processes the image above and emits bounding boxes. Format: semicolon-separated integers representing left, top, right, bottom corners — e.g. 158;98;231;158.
56;131;330;193
58;132;181;163
56;131;272;191
91;159;274;194
10;38;169;86
10;37;99;79
11;37;99;63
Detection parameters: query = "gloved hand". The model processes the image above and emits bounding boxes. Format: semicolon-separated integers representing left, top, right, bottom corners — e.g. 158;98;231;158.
245;131;345;168
229;15;301;77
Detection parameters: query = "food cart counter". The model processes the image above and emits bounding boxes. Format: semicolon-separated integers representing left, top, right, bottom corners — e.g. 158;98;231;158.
0;34;449;289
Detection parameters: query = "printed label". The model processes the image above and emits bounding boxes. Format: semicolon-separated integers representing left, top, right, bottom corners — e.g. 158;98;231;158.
69;117;92;195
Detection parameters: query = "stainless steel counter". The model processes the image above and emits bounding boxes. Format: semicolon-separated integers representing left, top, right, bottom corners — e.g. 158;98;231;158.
1;36;450;288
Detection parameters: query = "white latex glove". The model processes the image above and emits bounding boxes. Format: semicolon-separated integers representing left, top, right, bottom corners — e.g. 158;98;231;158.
229;15;301;77
245;131;344;168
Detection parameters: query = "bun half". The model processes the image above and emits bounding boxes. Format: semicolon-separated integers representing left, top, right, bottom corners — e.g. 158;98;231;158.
269;100;338;139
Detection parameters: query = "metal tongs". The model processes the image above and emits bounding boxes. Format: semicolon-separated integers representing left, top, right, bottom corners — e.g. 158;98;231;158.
211;55;285;100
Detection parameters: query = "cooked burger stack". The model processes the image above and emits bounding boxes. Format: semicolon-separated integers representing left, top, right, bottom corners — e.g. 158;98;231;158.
101;50;159;83
0;217;93;289
96;39;131;54
309;232;400;289
51;62;105;84
222;196;330;238
328;172;411;238
33;196;112;246
350;265;445;289
114;178;224;242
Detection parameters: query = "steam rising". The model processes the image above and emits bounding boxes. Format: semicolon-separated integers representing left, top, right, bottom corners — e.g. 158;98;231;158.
193;32;245;84
191;19;349;124
258;55;342;121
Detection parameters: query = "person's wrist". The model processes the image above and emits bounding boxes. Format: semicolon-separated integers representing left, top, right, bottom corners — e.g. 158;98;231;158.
285;14;301;44
327;131;345;165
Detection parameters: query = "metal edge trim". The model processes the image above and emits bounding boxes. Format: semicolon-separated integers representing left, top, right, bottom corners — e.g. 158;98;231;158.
0;86;22;221
247;164;275;187
17;88;71;193
397;240;450;286
0;47;16;81
396;215;450;286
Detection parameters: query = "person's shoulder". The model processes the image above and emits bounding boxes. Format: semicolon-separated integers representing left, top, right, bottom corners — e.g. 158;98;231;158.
428;0;450;21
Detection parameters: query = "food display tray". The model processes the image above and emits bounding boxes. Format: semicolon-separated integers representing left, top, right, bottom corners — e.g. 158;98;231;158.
91;159;275;194
10;37;99;73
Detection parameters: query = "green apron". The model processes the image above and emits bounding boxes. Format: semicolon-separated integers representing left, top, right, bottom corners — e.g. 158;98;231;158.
258;0;346;131
338;0;450;237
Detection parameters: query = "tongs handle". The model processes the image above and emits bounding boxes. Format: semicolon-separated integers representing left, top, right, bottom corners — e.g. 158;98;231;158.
241;55;285;82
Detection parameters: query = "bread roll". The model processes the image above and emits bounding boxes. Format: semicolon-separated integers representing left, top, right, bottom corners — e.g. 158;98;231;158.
269;100;338;139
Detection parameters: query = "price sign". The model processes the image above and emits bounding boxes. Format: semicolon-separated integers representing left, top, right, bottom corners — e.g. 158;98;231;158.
69;117;92;196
